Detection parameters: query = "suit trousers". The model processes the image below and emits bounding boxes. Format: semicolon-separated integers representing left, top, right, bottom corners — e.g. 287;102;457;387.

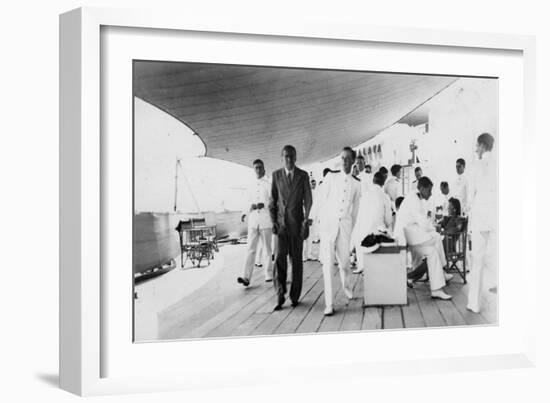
242;227;273;281
467;230;497;311
274;232;303;304
321;223;353;309
409;234;446;291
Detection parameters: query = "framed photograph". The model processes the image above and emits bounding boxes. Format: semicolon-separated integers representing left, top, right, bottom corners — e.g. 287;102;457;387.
60;7;537;396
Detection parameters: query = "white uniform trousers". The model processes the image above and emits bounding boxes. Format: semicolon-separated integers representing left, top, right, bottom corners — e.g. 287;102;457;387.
242;227;273;281
321;223;353;309
409;233;447;291
467;230;497;311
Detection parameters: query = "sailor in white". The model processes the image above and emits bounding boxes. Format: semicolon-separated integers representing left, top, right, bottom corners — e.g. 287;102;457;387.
383;164;403;209
351;171;393;273
303;179;320;261
355;155;373;195
433;181;451;220
237;159;274;286
319;147;362;315
394;176;453;300
452;158;470;215
467;133;498;313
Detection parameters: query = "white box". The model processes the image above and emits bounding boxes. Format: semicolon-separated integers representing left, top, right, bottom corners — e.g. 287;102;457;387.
363;248;407;306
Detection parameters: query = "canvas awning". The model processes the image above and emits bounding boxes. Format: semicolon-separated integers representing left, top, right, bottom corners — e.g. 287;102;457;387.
134;61;456;170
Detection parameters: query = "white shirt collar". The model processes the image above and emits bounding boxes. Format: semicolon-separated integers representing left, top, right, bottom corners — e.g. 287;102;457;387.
284;167;295;176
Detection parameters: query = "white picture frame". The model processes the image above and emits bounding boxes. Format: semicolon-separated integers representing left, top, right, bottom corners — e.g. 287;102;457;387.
59;6;537;396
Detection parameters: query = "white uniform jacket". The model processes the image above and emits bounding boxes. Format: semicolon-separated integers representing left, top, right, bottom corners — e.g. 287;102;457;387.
244;176;273;230
319;171;362;244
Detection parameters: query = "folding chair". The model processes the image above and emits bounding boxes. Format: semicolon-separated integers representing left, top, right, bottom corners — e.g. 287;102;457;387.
442;217;468;283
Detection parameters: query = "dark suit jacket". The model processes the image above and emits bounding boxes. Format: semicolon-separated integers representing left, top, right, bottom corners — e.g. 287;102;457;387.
269;167;313;237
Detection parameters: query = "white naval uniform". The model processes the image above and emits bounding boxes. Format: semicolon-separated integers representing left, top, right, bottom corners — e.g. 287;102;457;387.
383;175;402;205
394;191;447;291
242;175;274;282
467;151;497;312
452;173;470;215
358;170;373;195
319;171;361;309
303;187;320;261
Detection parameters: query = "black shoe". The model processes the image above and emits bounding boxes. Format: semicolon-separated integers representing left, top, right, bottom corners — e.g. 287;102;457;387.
237;277;250;287
273;304;283;311
291;300;299;308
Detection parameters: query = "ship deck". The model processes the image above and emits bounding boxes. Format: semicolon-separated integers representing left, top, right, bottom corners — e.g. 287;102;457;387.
135;243;497;341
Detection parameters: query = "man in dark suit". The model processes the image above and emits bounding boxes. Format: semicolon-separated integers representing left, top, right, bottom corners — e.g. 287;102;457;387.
269;145;313;311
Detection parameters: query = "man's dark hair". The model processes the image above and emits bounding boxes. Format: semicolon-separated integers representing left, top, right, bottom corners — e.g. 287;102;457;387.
417;176;433;189
477;132;495;151
456;158;466;166
379;166;388;175
390;164;402;176
440;181;449;189
356;154;365;160
252;159;264;166
282;144;297;156
414;166;422;173
342;146;356;161
373;172;385;187
448;197;462;216
395;196;405;211
365;164;371;170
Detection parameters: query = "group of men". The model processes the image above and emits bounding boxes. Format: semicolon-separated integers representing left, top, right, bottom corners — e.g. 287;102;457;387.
237;132;497;316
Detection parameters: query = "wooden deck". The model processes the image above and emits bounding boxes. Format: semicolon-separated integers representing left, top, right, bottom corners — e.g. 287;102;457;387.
151;244;496;341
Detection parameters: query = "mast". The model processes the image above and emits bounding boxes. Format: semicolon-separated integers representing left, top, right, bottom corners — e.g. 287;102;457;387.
174;158;180;212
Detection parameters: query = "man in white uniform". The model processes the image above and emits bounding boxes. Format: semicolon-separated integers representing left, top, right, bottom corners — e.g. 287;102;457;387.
237;159;274;286
351;171;393;274
303;179;320;261
355;155;373;195
319;147;362;315
394;176;453;300
384;164;402;208
452;158;469;215
433;181;451;220
467;133;497;313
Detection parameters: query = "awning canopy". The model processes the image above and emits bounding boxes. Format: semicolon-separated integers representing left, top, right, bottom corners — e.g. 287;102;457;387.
134;61;456;170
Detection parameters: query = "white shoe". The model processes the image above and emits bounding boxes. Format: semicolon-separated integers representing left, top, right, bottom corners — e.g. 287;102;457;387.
324;306;334;316
344;287;353;300
352;268;363;274
444;272;454;282
466;305;480;313
431;290;452;300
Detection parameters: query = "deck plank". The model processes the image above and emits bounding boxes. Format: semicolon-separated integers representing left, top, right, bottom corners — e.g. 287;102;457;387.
446;281;490;326
401;287;426;329
412;284;446;327
340;275;365;332
149;244;497;339
297;268;342;334
383;306;404;329
362;307;382;330
251;266;322;335
317;268;350;333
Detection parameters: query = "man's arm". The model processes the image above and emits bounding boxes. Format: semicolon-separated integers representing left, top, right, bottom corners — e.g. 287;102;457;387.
303;172;313;221
269;172;279;231
383;195;393;229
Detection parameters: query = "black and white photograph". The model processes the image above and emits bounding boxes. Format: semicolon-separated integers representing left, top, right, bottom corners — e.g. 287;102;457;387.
132;61;498;342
